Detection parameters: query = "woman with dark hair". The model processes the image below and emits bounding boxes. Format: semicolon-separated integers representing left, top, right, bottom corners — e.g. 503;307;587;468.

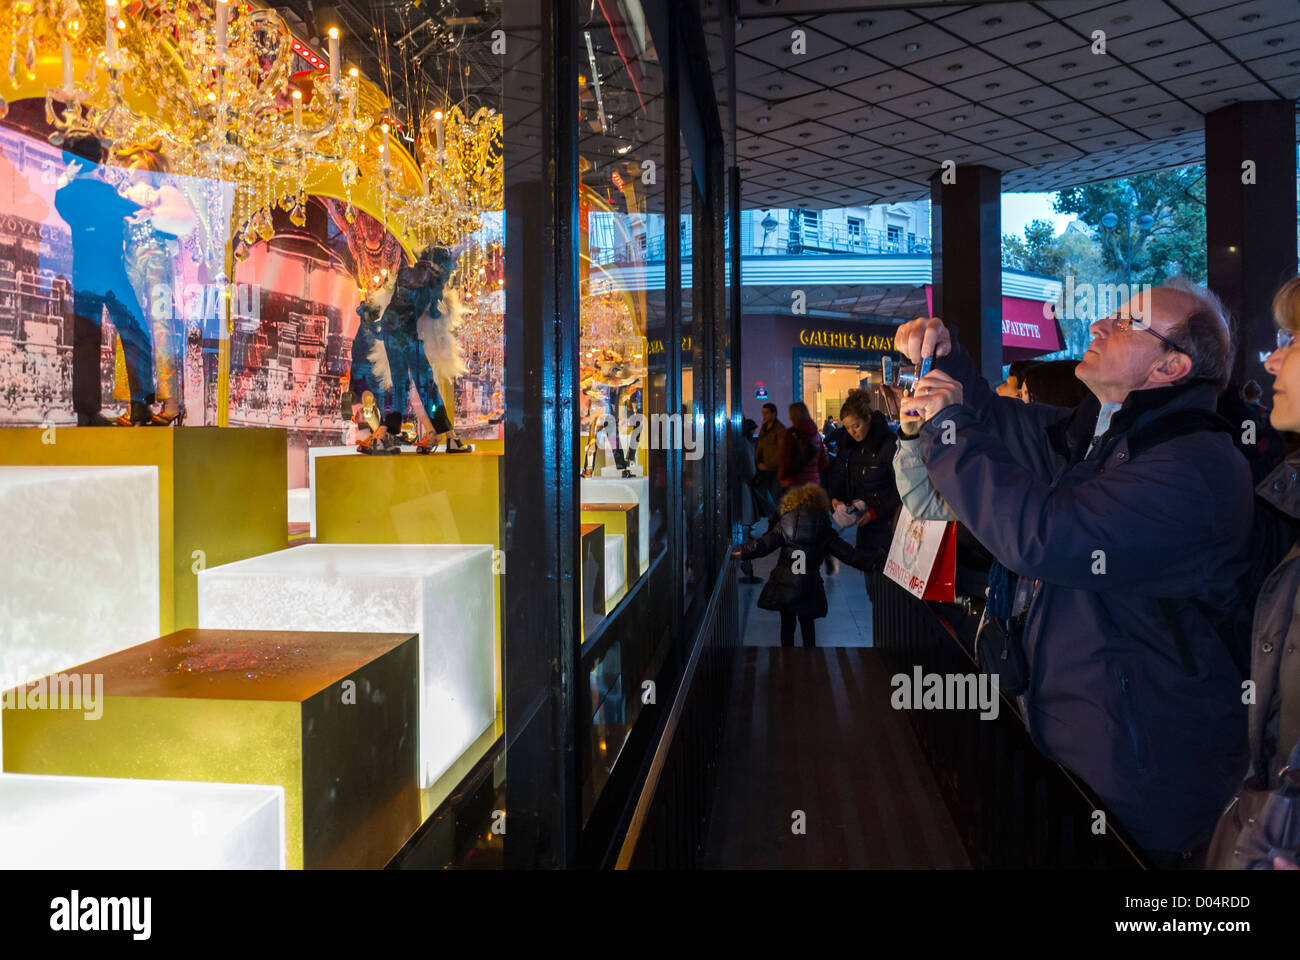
827;387;900;568
778;401;828;489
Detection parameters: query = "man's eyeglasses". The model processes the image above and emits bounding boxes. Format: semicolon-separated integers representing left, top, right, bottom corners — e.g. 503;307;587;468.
1108;313;1188;355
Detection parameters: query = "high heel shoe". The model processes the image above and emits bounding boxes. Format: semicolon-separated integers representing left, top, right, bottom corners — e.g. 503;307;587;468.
444;434;472;454
114;401;154;426
150;408;185;426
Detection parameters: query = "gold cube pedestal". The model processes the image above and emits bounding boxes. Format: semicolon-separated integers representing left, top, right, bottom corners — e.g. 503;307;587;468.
2;628;421;870
0;427;287;633
581;502;641;595
315;450;502;548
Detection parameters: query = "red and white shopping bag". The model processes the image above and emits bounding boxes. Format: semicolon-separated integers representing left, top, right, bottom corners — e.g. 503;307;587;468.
883;504;957;601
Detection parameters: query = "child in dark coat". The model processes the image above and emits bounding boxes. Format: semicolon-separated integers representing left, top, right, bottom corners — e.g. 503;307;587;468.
732;483;882;647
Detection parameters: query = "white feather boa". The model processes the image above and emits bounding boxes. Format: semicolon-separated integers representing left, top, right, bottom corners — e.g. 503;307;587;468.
365;288;468;390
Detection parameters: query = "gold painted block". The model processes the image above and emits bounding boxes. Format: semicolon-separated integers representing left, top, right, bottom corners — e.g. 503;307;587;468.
316;450;502;548
0;428;287;633
2;628;421;870
581;502;641;597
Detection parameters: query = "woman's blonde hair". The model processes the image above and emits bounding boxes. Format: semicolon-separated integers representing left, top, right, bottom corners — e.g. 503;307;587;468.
780;483;830;514
1273;276;1300;332
115;142;169;173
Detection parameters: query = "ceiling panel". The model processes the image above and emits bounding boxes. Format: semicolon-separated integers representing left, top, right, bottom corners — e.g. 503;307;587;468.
736;19;846;64
786;48;894;86
1052;64;1149;99
859;23;969;67
727;0;1299;208
1103;19;1214;62
802;9;927;45
904;47;1007;85
1193;0;1300;39
834;69;933;103
928;4;1053;42
1060;0;1183;38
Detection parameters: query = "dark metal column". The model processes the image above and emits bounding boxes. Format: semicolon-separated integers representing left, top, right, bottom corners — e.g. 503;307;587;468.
930;164;1003;383
1205;100;1299;393
502;0;580;869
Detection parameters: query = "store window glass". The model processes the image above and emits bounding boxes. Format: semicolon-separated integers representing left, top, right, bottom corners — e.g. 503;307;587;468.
576;0;668;818
681;133;709;612
0;0;508;868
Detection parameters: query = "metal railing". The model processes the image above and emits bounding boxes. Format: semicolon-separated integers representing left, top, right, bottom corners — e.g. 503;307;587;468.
615;553;740;869
771;223;931;257
869;572;1148;870
587;225;931;267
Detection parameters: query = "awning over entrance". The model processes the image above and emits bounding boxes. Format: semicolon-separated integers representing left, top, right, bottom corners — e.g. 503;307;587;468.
924;285;1062;363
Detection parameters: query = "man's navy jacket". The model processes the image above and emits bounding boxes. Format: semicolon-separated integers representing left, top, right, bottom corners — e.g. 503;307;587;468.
918;341;1251;853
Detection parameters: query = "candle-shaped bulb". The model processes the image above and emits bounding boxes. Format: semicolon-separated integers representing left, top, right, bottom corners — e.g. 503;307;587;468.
61;40;73;90
328;27;340;86
434;110;444;152
215;0;229;58
292;88;302;129
105;0;118;58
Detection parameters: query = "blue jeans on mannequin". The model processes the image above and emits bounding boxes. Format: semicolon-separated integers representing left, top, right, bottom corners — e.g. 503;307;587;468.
72;287;155;414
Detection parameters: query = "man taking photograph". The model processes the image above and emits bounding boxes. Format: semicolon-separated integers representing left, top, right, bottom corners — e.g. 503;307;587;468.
897;281;1252;868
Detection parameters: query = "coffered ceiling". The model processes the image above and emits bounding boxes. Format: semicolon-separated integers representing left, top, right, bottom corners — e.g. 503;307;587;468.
725;0;1300;208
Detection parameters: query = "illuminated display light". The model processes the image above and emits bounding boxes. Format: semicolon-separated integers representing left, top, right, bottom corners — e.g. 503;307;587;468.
198;544;496;789
0;465;160;770
0;774;285;869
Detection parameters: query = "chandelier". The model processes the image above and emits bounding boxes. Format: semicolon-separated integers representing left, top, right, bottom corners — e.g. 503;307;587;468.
15;0;501;263
376;102;502;250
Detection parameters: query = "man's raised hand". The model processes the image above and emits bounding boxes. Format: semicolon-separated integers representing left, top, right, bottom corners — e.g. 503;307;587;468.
895;316;952;365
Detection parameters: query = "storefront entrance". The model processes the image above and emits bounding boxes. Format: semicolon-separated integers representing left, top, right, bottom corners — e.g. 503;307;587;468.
800;361;872;425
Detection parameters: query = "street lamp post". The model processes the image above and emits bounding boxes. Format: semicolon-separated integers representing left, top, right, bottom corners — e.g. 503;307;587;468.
1100;183;1154;316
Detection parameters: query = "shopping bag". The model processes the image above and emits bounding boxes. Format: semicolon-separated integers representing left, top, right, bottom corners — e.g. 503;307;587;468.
882;503;957;602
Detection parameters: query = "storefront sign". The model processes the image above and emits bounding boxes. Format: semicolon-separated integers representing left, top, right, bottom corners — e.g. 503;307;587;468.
646;336;693;355
796;328;895;352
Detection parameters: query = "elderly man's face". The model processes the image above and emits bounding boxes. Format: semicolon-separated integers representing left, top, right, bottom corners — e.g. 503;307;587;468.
1075;288;1196;403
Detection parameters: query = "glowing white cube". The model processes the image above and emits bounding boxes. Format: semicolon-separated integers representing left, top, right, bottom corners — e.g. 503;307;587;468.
197;543;495;788
0;773;284;869
0;466;159;768
604;533;626;604
581;475;650;574
287;487;311;525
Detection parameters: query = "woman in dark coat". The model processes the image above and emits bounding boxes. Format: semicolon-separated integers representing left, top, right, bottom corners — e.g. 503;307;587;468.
733;484;878;647
827;388;901;566
1207;277;1300;870
778;401;828;489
